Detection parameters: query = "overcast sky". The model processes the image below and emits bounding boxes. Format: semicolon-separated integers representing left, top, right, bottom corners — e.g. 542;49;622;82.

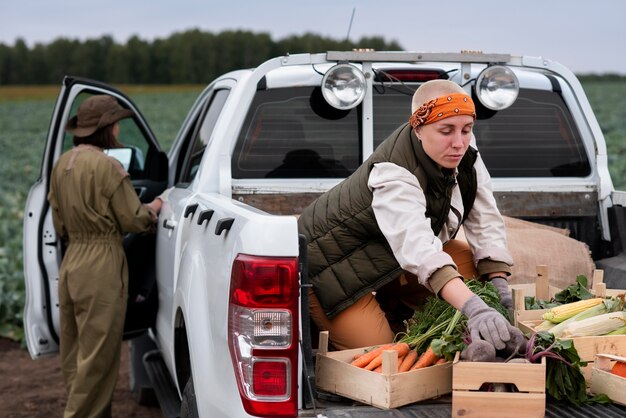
1;0;624;74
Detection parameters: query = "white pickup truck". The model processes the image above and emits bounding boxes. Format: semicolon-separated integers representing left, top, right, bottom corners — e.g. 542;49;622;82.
23;51;626;417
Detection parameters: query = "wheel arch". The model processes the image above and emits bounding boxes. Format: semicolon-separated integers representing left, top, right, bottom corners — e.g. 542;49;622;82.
174;308;192;394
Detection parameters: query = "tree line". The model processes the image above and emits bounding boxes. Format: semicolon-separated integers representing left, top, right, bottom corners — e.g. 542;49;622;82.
0;30;402;85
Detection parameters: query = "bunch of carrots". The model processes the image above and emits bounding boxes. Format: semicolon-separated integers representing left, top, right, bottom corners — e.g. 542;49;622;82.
349;301;460;373
350;342;445;373
349;281;508;373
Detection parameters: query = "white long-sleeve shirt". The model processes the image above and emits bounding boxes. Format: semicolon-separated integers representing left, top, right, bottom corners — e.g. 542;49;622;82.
367;151;513;293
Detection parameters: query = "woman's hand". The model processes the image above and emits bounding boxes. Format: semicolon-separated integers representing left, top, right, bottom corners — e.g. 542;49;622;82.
440;276;514;349
490;276;513;309
157;187;173;204
461;294;512;350
145;198;163;219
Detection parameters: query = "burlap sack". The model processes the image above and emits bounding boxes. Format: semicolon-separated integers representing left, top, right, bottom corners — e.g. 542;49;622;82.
502;216;594;289
457;216;594;290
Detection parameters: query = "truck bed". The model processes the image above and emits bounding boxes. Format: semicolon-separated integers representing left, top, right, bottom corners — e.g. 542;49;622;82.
231;193;626;417
305;400;626;417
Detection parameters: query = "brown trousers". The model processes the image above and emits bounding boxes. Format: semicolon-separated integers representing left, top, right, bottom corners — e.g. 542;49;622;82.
309;239;478;350
58;240;128;418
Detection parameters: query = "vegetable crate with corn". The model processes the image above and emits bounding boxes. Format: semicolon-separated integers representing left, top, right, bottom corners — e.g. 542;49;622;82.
514;268;626;383
511;266;623;327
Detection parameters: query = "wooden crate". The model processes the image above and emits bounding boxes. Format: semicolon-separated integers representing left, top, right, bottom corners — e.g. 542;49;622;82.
512;267;624;322
514;269;626;383
315;331;452;409
589;354;626;406
452;352;546;418
517;312;626;383
510;266;622;327
511;265;557;326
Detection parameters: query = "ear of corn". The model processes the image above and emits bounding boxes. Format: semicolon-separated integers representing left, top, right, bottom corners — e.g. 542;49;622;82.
560;311;626;337
542;298;604;323
534;320;556;331
547;302;607;337
607;325;626;335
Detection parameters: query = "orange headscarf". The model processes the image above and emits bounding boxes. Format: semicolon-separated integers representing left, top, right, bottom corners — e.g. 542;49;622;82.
409;93;476;129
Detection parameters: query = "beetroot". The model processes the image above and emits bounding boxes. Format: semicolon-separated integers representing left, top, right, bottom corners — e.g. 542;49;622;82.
460;339;496;362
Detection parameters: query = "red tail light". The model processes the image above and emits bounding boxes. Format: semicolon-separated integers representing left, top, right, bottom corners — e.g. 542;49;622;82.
253;360;289;396
228;254;299;417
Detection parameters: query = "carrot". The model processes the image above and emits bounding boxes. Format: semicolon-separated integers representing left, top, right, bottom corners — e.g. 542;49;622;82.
397;352;407;367
398;349;419;372
373;352;407;374
364;343;410;371
353;353;363;361
435;357;447;365
350;343;394;368
410;346;440;370
410;352;424;370
611;361;626;378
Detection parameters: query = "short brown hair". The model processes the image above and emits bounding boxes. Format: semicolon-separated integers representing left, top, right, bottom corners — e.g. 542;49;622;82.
411;80;467;113
73;124;123;148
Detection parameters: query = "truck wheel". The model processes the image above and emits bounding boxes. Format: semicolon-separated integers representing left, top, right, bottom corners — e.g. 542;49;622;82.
180;376;199;418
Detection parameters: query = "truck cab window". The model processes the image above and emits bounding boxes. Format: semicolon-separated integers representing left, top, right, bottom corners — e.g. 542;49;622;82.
372;87;590;178
474;88;590;177
232;87;359;179
179;89;230;183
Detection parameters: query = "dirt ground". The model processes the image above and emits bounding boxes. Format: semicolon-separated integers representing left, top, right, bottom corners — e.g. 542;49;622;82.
0;338;163;417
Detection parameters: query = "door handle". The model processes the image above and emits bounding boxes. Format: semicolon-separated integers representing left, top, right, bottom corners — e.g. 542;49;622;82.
215;217;235;235
184;203;199;218
197;209;214;226
162;219;177;230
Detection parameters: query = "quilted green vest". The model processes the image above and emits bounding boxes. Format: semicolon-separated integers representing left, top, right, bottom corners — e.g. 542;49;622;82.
298;123;477;318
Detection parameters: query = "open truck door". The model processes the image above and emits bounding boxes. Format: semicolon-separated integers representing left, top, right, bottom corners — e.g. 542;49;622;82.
23;77;168;358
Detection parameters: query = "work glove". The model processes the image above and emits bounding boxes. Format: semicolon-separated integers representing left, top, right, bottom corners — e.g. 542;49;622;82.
461;294;511;350
491;276;513;310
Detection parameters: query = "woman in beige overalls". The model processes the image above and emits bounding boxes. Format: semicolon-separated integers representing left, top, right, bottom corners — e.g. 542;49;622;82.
48;95;163;418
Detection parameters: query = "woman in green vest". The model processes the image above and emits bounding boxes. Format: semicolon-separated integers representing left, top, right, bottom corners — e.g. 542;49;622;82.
299;79;518;352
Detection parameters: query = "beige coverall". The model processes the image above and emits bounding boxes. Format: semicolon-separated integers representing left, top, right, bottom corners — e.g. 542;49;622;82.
48;144;157;418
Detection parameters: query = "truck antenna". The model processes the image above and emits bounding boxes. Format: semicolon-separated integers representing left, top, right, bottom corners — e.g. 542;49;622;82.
346;7;356;42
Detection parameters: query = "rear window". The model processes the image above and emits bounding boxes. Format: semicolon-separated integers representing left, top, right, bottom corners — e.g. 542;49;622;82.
232;86;590;179
474;89;590;177
232;87;359;179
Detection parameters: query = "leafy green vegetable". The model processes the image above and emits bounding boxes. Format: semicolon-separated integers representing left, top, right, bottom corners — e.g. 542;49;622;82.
467;279;511;319
554;275;595;304
527;331;611;405
524;275;595;310
429;310;465;360
400;301;454;353
525;296;560;310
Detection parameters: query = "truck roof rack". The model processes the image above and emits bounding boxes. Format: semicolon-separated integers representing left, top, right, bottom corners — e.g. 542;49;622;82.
326;50;513;64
